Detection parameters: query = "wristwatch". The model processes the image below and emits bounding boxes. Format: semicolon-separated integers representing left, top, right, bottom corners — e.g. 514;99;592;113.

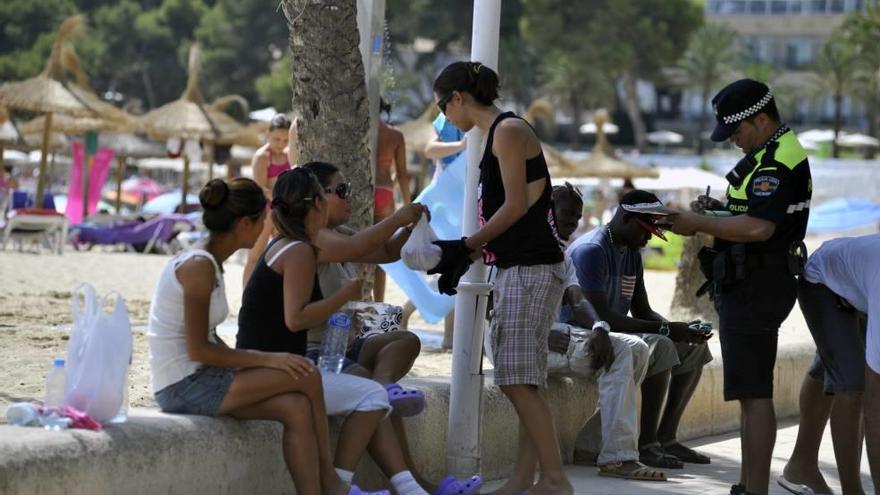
592;321;611;333
658;321;670;337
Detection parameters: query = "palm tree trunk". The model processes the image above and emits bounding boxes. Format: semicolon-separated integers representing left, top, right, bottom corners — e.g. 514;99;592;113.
696;87;709;156
570;93;581;149
832;91;843;158
284;0;372;232
670;235;718;325
867;101;878;159
621;71;647;152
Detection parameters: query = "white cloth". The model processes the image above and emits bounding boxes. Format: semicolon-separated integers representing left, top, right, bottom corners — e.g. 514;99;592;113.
803;234;880;373
321;370;391;416
148;250;228;393
548;322;649;464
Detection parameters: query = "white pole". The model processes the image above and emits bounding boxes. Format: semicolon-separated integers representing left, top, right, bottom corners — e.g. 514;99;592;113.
357;0;386;191
446;0;501;478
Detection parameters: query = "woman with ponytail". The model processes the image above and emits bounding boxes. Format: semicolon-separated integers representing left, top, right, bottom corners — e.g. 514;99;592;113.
431;61;572;495
147;178;377;495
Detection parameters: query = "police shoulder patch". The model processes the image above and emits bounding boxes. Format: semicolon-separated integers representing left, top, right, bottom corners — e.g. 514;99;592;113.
752;175;780;197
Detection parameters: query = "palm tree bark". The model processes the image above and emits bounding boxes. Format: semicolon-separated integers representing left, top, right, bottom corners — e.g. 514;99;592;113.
670;235;718;325
832;91;842;158
696;86;709;156
283;0;373;232
621;71;647;152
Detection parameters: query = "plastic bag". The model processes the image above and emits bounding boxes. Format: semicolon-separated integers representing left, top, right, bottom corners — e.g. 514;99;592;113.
65;284;133;423
401;216;442;271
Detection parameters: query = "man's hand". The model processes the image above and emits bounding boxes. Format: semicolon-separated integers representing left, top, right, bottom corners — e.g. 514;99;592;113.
669;211;703;236
549;329;571;354
588;330;616;372
667;322;711;344
690;195;725;214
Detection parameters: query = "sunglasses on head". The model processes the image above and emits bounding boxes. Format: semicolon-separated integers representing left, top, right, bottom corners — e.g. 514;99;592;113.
325;181;352;199
437;93;453;114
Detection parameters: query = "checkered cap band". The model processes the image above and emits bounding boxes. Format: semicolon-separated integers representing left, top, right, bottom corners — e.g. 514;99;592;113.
721;91;773;125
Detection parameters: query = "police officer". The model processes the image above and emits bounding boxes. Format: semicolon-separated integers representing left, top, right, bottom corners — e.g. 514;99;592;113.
669;79;812;495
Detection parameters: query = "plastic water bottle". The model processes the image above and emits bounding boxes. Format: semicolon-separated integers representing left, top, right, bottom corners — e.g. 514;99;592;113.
111;354;132;423
44;358;66;408
318;312;351;374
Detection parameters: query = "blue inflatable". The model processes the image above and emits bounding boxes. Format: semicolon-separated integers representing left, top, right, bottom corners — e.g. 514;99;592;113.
807;197;880;233
380;153;468;323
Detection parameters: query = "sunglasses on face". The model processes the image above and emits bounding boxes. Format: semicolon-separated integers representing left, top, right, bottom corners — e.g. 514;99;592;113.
325;181;352;199
437;93;453;114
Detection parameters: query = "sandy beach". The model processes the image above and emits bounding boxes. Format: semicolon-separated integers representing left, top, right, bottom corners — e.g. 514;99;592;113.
0;239;818;416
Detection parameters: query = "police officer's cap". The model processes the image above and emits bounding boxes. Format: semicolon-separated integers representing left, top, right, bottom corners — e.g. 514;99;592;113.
710;79;774;142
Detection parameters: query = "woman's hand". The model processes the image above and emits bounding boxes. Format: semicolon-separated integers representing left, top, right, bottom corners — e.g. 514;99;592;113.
263;352;316;379
392;202;427;227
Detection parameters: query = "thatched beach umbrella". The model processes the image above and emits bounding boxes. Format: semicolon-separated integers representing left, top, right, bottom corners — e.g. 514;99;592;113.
139;44;245;206
399;105;440;161
570;111;659;179
0;16;102;207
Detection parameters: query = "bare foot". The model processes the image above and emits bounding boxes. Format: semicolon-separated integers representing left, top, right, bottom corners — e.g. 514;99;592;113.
782;465;832;494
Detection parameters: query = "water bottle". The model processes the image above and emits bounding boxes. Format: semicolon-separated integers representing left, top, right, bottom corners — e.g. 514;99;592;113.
111;353;132;423
44;358;66;408
318;312;351;374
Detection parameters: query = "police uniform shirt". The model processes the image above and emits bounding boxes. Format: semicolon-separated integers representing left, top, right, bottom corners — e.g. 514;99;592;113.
717;128;812;253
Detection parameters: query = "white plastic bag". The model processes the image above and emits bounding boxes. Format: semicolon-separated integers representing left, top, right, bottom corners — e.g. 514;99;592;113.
401;216;442;271
65;284;133;423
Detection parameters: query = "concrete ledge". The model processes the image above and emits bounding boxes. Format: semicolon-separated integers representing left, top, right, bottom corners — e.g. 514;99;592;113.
0;342;815;494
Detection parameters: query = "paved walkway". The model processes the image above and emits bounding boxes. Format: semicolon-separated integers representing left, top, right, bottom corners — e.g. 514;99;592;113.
485;421;874;494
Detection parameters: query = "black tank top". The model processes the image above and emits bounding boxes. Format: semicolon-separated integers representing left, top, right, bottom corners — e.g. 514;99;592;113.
478;112;563;268
235;237;320;356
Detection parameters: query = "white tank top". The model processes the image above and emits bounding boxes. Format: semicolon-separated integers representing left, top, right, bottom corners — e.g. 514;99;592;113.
147;249;228;393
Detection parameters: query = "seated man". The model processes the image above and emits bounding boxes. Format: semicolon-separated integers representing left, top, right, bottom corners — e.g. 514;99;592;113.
568;189;714;469
548;184;664;481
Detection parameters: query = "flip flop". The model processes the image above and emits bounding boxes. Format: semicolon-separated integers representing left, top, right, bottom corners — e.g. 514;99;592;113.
598;462;667;482
639;445;684;469
777;475;834;495
662;442;711;464
386;383;426;417
433;474;483;495
349;485;391;495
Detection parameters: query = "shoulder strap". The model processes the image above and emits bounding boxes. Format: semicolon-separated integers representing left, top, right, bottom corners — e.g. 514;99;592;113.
267;240;304;266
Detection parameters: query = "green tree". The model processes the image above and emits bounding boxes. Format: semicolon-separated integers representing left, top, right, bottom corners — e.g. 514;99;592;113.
668;22;743;155
840;4;880;156
0;0;79;81
522;0;703;151
810;31;860;158
255;54;293;111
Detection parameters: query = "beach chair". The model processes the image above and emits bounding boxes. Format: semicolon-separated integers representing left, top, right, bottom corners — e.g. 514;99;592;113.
1;208;69;254
72;213;195;254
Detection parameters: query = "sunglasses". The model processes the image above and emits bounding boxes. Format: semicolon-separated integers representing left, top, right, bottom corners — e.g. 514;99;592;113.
325;181;352;199
437;93;453;114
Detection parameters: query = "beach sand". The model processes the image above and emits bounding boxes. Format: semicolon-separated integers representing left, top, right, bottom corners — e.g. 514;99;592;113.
0;240;815;416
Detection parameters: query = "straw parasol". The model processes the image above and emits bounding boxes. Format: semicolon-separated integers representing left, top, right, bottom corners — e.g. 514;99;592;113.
0;16;106;206
398;104;440;160
568;111;658;179
139;44;245;207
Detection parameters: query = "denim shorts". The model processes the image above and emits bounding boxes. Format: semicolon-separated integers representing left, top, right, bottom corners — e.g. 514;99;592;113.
155;366;236;416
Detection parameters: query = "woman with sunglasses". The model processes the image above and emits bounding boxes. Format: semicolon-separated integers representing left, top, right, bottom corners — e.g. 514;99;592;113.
432;61;571;495
243;113;298;285
300;161;482;495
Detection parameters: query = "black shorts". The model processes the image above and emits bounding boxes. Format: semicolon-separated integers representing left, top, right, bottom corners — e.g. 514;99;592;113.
715;267;797;401
800;278;868;395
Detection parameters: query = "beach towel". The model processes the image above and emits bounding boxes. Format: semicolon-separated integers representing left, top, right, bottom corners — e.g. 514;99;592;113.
66;142;115;225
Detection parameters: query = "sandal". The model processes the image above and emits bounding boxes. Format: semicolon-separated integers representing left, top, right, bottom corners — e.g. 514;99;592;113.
386;383;426;417
777;475;834;495
639;444;683;469
662;441;711;464
598;462;667;482
433;474;483;495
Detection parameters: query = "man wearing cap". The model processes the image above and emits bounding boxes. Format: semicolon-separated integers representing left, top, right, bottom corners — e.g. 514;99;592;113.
670;79;812;495
568;189;714;471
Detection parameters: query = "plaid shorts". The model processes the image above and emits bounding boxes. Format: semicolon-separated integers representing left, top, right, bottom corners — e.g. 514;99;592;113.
489;263;565;387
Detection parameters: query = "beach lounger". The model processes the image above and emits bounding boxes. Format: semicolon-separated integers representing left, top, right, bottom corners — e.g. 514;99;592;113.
72;213;195;254
1;208;69;254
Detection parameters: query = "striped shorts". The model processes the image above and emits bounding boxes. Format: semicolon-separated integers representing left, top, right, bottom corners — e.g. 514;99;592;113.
489;263;565;387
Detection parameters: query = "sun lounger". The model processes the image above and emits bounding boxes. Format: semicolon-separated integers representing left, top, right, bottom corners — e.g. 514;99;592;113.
72;213;195;254
1;208;69;254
